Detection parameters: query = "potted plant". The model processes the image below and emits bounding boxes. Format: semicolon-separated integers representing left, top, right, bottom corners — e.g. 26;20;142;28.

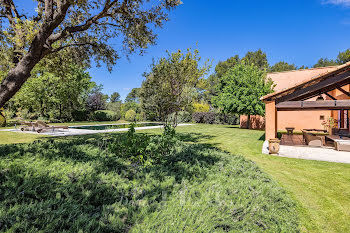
268;138;281;155
321;117;338;136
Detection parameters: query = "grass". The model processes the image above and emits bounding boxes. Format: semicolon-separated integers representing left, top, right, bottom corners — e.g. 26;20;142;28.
0;128;299;232
160;124;350;233
1;123;349;232
0;120;129;144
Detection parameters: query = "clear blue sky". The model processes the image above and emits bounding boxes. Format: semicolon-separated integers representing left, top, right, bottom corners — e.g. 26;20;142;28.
21;0;350;100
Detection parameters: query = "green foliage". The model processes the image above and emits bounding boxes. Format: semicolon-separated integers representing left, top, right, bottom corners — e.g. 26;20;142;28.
241;49;269;70
109;124;178;165
125;109;136;122
0;108;5;127
10;63;92;120
92;110;120;121
140;48;210;127
136;112;146;122
192;102;210;112
337;49;350;64
269;61;297;72
178;111;192;123
313;49;350;68
110;92;121;103
213;63;274;117
125;88;141;103
313;58;338;68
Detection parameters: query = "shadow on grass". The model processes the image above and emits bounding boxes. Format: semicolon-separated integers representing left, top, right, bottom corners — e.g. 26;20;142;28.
0;132;221;232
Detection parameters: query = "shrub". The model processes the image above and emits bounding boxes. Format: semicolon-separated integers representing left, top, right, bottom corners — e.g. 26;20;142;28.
125;109;136;122
203;112;215;124
192;112;205;123
192;102;210;112
92;110;119;121
193;112;240;125
72;110;90;121
136;112;146;122
178;111;192;123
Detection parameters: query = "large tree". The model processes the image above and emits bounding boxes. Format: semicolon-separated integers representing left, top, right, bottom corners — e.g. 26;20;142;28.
241;49;269;70
140;49;209;127
313;58;338;68
212;63;274;129
0;0;180;108
269;61;297;72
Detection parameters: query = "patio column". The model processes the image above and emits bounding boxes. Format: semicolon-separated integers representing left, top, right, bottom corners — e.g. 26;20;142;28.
265;100;277;140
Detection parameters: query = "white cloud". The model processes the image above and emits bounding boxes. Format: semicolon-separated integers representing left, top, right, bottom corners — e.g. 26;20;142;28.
323;0;350;6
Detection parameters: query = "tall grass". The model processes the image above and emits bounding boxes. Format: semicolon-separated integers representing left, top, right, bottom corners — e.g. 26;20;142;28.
0;132;299;232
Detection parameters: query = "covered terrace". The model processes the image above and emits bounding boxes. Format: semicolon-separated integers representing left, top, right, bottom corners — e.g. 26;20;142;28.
261;62;350;160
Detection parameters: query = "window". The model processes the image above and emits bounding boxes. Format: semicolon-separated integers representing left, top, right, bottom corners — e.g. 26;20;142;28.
320;115;325;121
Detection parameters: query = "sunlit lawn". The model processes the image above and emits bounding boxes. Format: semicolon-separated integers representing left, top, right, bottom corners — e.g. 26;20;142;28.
166;124;350;233
1;123;349;232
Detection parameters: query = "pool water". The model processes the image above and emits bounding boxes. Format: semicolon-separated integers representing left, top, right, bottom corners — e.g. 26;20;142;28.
69;123;162;130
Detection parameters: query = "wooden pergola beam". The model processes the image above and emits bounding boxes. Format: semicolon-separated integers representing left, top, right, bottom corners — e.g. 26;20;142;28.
275;70;350;104
276;100;350;111
324;92;337;100
337;86;350;97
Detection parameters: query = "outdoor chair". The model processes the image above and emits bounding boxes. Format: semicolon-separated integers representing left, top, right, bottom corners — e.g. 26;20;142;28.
334;140;350;152
303;132;323;147
20;121;39;131
36;121;69;133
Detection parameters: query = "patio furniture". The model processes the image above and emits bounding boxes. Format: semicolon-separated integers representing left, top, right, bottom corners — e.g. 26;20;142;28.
20;121;39;131
36;121;69;133
285;127;295;135
325;135;350;148
303;132;323;147
334;140;350;152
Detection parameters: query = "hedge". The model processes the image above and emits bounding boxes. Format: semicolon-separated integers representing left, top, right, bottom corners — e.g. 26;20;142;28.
192;112;239;125
92;110;120;121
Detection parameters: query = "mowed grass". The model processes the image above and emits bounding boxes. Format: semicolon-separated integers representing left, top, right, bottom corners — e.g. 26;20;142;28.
0;130;299;232
0;120;129;144
156;124;350;233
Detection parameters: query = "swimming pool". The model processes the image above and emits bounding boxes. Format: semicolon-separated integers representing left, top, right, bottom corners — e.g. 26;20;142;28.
69;123;162;130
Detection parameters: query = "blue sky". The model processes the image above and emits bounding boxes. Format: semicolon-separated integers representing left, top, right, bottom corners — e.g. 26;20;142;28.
20;0;350;100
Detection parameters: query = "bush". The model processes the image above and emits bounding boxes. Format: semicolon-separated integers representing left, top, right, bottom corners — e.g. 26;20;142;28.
92;110;119;121
136;112;146;122
193;112;240;125
125;109;136;122
178;111;192;123
192;102;210;112
72;110;90;121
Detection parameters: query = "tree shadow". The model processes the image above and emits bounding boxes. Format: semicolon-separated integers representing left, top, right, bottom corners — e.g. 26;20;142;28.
0;131;223;232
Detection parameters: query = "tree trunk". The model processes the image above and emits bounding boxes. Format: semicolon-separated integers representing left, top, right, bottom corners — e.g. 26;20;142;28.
0;58;34;108
246;114;250;129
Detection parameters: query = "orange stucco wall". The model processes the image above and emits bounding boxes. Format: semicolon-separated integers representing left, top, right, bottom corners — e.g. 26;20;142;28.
241;67;350;134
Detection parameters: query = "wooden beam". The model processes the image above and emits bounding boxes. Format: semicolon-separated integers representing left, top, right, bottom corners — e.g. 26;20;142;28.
337;86;350;97
275;70;350;104
276;100;350;111
325;92;337;100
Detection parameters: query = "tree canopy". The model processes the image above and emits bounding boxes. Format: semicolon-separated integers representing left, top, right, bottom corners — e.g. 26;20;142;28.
212;63;274;128
140;49;210;126
110;92;121;103
269;61;297;72
0;0;181;108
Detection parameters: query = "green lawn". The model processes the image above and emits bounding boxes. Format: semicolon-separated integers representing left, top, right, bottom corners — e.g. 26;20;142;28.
167;124;350;233
0;120;129;144
1;123;349;232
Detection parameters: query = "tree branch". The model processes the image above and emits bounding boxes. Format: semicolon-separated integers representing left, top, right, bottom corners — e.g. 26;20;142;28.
47;0;121;45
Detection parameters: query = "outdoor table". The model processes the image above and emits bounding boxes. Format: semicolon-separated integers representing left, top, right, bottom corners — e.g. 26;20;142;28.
285;127;295;135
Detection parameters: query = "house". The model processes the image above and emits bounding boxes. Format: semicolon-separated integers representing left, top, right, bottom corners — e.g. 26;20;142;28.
240;63;350;133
